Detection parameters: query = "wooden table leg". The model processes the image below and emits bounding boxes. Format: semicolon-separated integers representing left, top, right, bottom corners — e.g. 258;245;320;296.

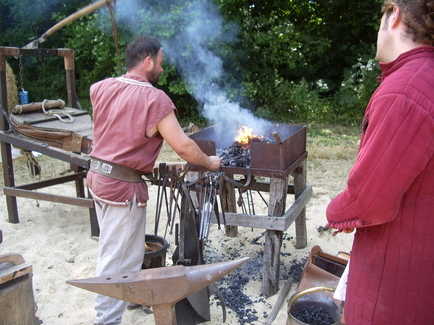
294;160;307;249
222;175;238;237
261;175;288;296
1;141;19;223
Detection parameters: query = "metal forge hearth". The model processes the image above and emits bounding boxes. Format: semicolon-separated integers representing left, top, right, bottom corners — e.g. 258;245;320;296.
187;122;312;296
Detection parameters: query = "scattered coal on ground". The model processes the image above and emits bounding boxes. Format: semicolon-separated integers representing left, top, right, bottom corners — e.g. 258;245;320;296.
203;232;308;324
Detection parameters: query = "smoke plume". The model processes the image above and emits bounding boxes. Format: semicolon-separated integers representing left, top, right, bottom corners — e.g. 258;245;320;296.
110;0;267;129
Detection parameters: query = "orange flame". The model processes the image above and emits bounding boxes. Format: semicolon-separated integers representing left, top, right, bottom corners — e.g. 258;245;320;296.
235;126;264;146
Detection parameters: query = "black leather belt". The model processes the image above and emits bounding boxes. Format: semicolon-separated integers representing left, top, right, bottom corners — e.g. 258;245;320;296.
89;157;143;183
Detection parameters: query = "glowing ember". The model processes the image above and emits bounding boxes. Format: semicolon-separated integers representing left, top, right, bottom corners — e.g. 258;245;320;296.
235;126;264;147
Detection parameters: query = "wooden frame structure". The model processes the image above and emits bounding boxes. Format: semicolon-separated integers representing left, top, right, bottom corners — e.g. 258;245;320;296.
0;46;98;237
217;155;311;297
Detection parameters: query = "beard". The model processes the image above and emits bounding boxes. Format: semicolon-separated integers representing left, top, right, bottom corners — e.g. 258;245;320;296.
147;69;160;87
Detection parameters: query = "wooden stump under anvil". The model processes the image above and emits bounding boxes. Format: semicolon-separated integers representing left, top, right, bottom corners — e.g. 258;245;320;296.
0;253;40;325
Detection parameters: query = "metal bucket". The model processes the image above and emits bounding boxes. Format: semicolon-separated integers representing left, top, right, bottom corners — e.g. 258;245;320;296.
287;287;341;325
142;234;168;269
18;90;29;104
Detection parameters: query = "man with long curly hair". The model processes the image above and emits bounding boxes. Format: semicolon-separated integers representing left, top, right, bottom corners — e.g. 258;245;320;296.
327;1;434;324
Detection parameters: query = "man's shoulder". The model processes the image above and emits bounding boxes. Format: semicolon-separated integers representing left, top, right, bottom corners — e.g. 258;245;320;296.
90;77;116;91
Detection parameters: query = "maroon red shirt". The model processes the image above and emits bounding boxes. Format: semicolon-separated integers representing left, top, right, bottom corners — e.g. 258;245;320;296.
87;73;175;206
327;46;434;324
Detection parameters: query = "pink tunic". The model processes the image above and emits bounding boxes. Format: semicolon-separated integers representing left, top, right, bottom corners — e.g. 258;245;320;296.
327;46;434;324
87;73;175;206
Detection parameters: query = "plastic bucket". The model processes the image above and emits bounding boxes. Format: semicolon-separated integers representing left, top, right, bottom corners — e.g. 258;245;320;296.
142;234;168;269
287;287;341;325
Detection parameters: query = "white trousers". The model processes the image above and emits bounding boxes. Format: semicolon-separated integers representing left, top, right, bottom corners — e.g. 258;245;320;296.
334;259;350;302
93;196;146;325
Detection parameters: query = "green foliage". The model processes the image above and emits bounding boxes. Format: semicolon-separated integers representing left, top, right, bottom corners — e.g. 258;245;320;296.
254;53;382;125
61;12;125;110
332;53;382;124
0;0;385;125
0;0;94;107
219;0;384;124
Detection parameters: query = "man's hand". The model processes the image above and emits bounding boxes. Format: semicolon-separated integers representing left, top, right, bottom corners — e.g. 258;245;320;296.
206;155;222;171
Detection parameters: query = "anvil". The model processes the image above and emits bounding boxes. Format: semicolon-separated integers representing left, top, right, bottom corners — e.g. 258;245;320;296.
67;257;249;325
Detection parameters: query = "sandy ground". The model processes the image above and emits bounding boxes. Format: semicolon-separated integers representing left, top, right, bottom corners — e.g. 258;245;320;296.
0;153;355;325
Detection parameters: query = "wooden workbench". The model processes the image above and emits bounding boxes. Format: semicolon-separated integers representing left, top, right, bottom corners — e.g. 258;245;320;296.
0;46;98;237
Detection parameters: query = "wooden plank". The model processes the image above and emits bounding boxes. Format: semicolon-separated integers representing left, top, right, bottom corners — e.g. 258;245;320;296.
12;172;87;191
10;109;92;139
0;131;90;168
3;187;95;208
19;110;89;125
211;185;312;231
265;277;294;325
280;184;312;230
0;259;33;285
235;178;295;194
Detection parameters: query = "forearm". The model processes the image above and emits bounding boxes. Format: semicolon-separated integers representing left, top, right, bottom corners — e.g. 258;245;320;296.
157;112;221;170
172;138;213;169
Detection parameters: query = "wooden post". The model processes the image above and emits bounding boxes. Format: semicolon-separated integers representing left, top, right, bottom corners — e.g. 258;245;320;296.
0;50;19;223
294;160;307;249
63;50;77;108
221;174;238;237
261;175;288;296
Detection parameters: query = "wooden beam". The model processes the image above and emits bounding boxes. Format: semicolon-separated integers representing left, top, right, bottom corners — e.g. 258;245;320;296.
0;131;90;168
3;187;94;208
211;185;312;231
294;160;308;248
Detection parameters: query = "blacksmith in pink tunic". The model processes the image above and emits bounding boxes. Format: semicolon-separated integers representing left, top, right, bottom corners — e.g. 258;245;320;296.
88;36;221;325
327;2;434;324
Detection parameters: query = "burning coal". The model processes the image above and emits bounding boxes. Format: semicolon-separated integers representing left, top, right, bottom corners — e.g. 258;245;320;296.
217;144;250;168
235;126;264;149
217;126;277;168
